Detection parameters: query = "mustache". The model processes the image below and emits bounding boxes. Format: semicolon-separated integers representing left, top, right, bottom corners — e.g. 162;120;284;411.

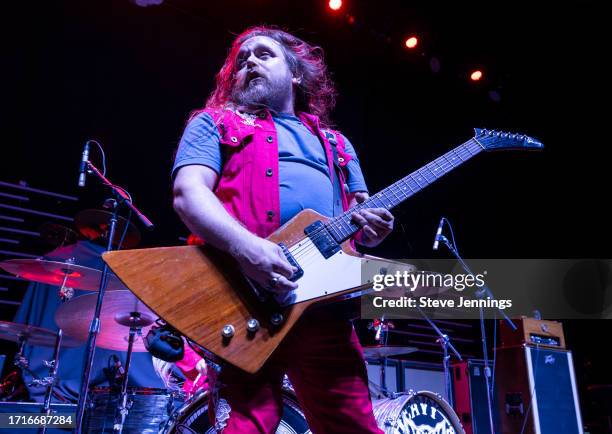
245;70;265;85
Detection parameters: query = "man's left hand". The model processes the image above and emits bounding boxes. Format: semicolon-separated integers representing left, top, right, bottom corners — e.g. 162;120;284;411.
351;207;394;247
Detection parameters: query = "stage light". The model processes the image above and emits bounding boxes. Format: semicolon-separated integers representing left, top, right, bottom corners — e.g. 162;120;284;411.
470;70;483;81
405;37;418;49
329;0;342;11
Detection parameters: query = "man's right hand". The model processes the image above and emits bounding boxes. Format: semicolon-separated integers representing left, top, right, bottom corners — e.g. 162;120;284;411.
230;236;298;293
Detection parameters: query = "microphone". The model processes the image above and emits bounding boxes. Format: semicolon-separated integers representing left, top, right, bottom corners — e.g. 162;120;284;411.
432;217;445;250
77;142;90;187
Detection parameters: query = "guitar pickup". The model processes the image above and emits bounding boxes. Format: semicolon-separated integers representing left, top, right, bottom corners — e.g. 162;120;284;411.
278;243;304;281
304;220;341;259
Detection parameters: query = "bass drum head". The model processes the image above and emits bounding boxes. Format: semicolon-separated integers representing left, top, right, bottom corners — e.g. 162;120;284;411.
161;390;311;434
373;390;465;434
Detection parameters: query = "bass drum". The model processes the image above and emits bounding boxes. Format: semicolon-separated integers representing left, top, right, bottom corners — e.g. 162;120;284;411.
161;390;311;434
373;390;465;434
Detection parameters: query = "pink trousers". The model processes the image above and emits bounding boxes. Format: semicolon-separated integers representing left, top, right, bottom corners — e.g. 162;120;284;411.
208;308;382;434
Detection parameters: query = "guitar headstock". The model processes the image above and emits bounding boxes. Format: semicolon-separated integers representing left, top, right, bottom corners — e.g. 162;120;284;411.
474;128;544;151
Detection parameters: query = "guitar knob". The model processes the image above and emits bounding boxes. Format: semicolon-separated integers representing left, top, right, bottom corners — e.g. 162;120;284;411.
270;313;284;326
221;324;235;338
247;318;260;333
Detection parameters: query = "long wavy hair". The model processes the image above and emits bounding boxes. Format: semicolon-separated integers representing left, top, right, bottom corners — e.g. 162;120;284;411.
198;26;337;127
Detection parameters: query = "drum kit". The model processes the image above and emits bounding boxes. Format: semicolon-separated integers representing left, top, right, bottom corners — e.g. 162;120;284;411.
0;208;466;433
0;209;164;432
363;318;466;434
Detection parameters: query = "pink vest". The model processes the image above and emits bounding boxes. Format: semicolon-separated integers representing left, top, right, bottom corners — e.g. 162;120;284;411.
188;108;353;244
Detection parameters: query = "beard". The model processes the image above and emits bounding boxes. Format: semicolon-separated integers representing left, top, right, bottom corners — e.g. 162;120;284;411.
231;75;293;113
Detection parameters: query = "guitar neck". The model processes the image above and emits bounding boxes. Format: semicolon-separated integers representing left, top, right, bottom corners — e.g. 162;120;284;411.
326;138;484;243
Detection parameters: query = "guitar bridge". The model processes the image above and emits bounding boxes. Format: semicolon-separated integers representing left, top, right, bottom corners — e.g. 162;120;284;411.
278;243;304;281
245;243;303;303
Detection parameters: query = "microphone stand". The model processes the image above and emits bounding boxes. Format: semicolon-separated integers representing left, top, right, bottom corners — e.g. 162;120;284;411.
75;161;154;433
437;234;516;434
415;306;462;407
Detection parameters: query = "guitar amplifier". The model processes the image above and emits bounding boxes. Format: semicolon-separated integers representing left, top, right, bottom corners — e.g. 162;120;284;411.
452;359;499;434
500;316;566;349
494;345;583;434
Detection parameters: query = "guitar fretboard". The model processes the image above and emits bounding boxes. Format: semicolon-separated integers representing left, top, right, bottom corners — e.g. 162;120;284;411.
326;138;484;243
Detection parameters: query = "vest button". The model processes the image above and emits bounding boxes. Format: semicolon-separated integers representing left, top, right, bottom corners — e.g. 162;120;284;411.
266;168;273;177
266;210;275;220
266;136;274;143
338;157;345;163
230;136;238;143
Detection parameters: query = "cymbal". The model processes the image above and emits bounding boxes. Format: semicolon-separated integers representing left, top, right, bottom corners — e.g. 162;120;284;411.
75;209;141;249
55;290;156;352
362;345;418;359
0;321;83;348
0;259;126;291
38;222;81;247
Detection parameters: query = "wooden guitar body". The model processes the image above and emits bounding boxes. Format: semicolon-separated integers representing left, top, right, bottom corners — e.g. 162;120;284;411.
103;210;373;373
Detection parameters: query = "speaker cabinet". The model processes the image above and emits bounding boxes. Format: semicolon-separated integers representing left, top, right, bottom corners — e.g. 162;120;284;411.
453;359;498;434
495;345;583;434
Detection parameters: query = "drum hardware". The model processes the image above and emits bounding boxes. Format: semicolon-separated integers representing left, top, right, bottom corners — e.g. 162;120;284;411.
363;343;418;399
365;315;417;399
37;330;63;434
55;289;156;432
433;217;517;434
112;324;143;433
0;322;75;431
73;156;154;433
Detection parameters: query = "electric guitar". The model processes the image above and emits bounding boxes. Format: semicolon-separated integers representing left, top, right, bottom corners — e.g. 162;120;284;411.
103;128;543;373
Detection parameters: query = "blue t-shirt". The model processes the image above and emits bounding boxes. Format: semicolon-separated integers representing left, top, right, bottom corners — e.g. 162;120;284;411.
173;112;368;225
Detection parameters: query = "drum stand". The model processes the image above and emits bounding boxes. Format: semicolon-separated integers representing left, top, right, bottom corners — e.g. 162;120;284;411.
15;330;64;434
112;324;140;434
376;320;392;398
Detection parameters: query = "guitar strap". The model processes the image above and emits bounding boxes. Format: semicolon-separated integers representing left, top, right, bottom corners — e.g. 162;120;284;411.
324;130;351;198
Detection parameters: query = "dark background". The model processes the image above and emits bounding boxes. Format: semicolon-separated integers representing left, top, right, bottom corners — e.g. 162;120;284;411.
2;0;610;428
